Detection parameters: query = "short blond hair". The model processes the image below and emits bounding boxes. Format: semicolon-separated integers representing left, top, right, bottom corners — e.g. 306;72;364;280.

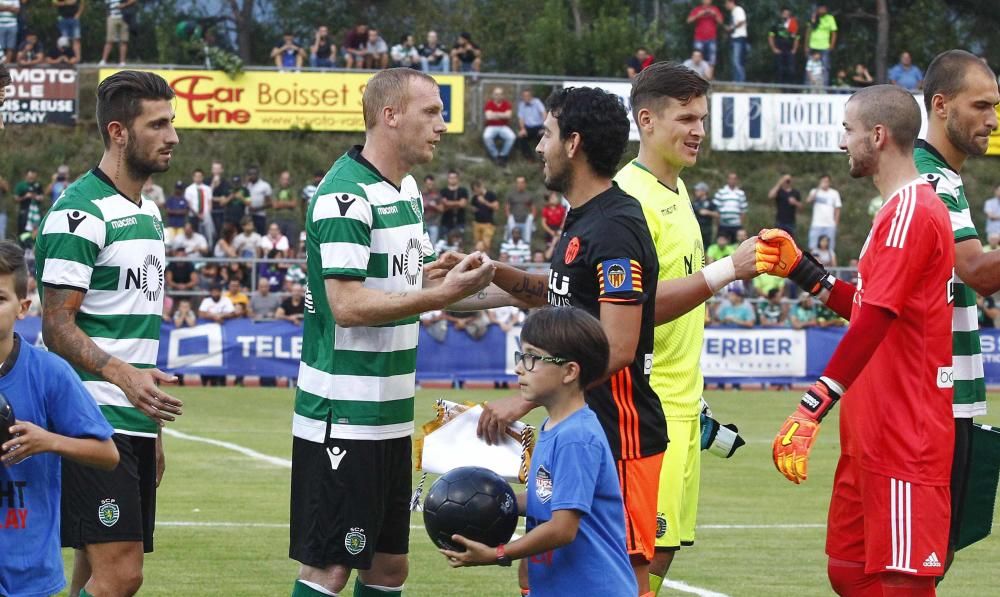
362;68;439;130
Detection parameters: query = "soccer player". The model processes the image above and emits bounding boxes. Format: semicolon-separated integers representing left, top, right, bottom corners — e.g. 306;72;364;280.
289;68;495;597
435;86;665;595
0;240;120;597
767;85;955;596
612;61;771;592
915;49;1000;576
440;307;638;596
34;70;184;597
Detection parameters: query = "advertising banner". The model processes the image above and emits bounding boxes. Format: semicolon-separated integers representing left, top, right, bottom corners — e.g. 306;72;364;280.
564;80;639;141
711;92;928;152
0;67;78;126
98;69;465;133
701;328;807;377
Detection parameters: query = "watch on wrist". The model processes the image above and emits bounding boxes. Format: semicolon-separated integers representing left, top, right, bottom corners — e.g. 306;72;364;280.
495;543;512;567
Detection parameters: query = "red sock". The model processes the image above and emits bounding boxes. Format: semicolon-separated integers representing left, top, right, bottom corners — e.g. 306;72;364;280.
880;572;936;597
828;558;882;597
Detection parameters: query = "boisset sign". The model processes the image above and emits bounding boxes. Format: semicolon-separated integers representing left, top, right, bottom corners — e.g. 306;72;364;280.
98;69;465;133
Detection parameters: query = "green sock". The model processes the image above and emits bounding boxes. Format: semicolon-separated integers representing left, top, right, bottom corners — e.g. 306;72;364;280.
649;573;664;596
292;579;337;597
79;591;96;597
353;577;402;596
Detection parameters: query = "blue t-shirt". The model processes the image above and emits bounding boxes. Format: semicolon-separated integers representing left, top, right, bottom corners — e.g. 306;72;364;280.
165;195;189;228
525;406;636;596
0;336;113;597
888;63;923;90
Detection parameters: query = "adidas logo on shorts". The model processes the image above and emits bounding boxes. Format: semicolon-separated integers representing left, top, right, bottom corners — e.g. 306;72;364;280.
923;552;942;568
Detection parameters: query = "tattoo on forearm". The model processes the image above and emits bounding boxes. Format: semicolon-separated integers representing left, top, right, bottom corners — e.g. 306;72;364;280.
476;289;489;301
511;276;546;299
42;287;114;377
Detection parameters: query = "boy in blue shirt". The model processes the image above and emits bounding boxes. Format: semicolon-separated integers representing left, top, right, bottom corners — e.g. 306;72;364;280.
441;307;638;596
0;240;118;597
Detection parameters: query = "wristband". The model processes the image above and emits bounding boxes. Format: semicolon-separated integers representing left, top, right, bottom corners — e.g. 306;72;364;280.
789;251;829;295
702;256;736;293
495;543;512;567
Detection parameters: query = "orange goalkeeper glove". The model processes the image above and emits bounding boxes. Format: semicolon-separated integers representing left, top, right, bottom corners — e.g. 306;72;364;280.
758;229;832;294
772;380;840;484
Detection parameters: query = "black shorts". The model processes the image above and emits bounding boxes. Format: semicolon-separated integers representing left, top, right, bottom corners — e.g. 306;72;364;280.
62;434;157;553
289;436;411;570
949;417;974;550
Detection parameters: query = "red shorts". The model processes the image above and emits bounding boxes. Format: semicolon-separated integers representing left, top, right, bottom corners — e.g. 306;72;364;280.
826;455;950;576
617;452;663;563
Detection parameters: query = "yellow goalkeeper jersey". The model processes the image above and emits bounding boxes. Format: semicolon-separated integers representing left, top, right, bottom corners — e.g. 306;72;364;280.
614;160;704;420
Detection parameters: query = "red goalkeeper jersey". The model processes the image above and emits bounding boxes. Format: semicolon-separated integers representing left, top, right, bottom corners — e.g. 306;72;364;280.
840;179;955;486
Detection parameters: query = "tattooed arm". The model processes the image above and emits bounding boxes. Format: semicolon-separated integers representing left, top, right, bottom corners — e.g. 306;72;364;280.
42;286;183;423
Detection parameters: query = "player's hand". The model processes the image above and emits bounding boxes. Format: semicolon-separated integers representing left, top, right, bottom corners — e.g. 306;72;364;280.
424;250;468;281
772;381;840;484
107;362;183;424
441;252;495;302
1;420;54;466
758;228;828;293
732;235;778;279
439;534;496;567
477;395;535;446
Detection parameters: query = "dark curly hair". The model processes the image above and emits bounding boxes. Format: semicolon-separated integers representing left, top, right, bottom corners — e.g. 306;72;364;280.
545;87;630;178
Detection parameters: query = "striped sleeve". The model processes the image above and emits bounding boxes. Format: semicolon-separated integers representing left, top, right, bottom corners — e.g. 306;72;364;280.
311;184;374;279
39;204;106;291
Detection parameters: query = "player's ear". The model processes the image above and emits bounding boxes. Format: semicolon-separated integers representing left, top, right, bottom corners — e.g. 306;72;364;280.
636;107;653;133
106;120;128;147
930;93;948;120
17;298;29;319
564;131;581;160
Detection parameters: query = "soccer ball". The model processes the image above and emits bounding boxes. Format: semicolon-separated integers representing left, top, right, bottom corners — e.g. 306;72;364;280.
423;466;518;551
0;392;14;447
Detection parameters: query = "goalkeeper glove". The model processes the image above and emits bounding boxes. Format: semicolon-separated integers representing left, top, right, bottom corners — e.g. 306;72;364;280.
758;229;834;295
772;380;841;484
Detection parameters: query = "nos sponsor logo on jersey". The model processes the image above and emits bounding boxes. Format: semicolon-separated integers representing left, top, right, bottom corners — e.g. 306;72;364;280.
124;255;164;302
391;238;424;286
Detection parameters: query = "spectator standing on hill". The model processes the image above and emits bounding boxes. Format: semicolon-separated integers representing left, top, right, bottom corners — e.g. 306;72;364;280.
14;169;43;240
483;87;516;165
724;0;748;82
712;172;747;241
768;7;799;85
163;181;189;242
52;0;83;57
390;34;420;68
451;32;481;73
222;175;249;232
421;174;443;244
806;174;841;251
768;173;801;237
985;185;1000;237
46;165;72;204
691;181;718;249
806;4;837;85
272;170;300;245
516;89;546;160
301;170;323;208
310;25;335;68
626;47;654;79
805;51;825;89
0;174;7;238
470;180;499;248
440;170;468;237
889;51;924;90
185;168;214;246
272;32;306;70
245;166;272;235
364;28;389;69
687;0;723;70
209;161;230;235
418;30;449;72
341;23;367;69
540;191;566;242
506;175;535;241
99;0;135;66
0;0;19;64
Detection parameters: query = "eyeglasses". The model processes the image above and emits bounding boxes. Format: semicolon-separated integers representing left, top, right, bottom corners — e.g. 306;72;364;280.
513;350;569;372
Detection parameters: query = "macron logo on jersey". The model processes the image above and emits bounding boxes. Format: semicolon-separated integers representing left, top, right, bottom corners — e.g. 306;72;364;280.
885;184;917;249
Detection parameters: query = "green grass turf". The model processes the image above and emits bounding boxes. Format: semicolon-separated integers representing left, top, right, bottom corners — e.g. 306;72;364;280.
58;387;1000;596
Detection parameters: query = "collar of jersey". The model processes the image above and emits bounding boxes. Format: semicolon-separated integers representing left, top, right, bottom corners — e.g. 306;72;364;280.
92;167;144;207
348;145;401;192
630;160;679;194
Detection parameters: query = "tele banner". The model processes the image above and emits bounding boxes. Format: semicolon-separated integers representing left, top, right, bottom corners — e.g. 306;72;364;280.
0;67;78;126
98;69;465;133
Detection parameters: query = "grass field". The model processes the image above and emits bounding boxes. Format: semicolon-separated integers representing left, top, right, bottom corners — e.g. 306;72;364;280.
57;387;1000;596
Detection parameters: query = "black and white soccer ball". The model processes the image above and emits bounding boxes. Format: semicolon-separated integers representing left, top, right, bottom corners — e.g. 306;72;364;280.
0;392;15;448
423;466;518;551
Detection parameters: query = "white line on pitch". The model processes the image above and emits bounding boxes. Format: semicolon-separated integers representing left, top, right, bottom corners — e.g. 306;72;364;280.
662;579;731;597
158;521;822;531
162;428;292;468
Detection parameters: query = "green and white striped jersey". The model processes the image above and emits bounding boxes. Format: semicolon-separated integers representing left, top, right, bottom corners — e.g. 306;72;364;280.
915;140;986;418
35;168;166;437
294;147;436;443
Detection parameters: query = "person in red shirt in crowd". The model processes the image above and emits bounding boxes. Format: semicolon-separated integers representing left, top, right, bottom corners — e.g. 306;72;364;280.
540;191;566;242
341;23;368;68
482;87;516;166
626;47;655;79
687;0;724;69
766;84;955;597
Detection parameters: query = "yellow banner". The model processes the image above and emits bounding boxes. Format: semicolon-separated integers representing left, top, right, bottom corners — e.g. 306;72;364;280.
989;106;1000;155
98;69;464;133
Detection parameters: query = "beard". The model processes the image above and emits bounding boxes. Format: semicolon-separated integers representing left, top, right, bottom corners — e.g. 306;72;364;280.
124;134;170;180
543;158;572;194
946;109;988;157
848;137;876;178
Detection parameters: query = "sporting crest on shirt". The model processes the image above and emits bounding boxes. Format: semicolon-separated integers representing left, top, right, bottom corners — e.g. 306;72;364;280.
409;195;422;218
535;466;553;503
98;498;120;528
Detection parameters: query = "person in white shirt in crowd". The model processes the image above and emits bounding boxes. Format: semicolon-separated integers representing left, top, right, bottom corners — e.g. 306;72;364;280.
259;222;290;258
172;220;209;257
232;216;262;259
390;34;420;68
185;168;215;246
984;184;1000;238
683;49;712;80
499;226;531;264
244;166;272;235
712;171;748;241
806;173;842;251
142;176;165;207
516;89;546;160
364;27;389;69
198;284;236;322
487;305;524;333
724;0;749;82
418;30;449;73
